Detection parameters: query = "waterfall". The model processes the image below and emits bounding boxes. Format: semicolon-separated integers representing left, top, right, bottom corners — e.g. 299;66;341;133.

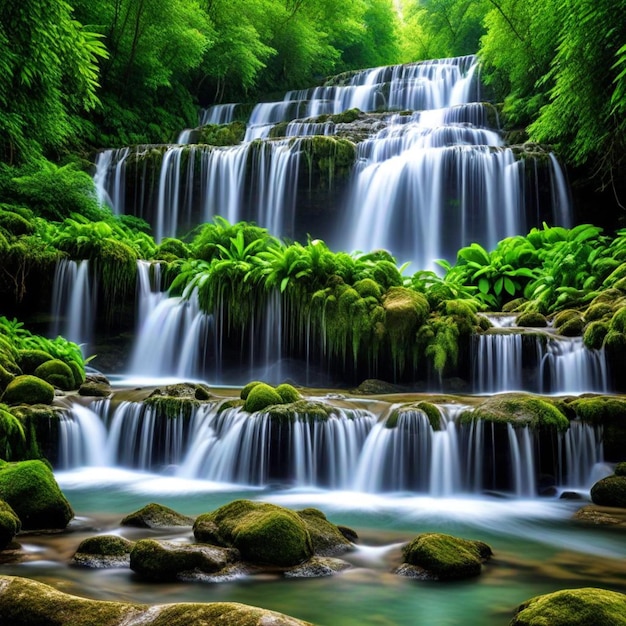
558;421;604;489
200;103;239;126
94;147;131;214
49;259;96;352
57;405;108;468
472;333;524;393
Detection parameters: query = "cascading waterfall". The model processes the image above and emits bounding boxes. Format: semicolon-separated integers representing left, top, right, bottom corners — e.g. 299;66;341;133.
49;259;96;352
200;103;239;126
58;398;603;497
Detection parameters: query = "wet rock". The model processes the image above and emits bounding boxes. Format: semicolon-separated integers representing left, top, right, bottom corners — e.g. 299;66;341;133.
591;475;626;508
121;502;194;528
0;500;20;550
296;507;354;556
71;535;134;568
284;556;351;578
573;504;626;528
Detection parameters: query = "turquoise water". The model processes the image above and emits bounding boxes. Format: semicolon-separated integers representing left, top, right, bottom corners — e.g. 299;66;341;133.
2;470;626;625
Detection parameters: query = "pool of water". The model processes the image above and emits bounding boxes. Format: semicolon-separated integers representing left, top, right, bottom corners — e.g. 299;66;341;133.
2;469;626;625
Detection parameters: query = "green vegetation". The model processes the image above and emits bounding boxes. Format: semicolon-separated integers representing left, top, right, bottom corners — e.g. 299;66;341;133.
121;503;194;528
0;500;20;549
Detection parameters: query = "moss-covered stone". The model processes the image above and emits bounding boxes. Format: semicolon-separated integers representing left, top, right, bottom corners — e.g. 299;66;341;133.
0;459;73;529
33;359;76;391
284;556;351;578
557;315;585;337
516;311;548;327
130;539;237;581
0;500;20;549
243;383;283;413
275;383;302;404
584;302;615;322
615;462;626;476
553;309;580;328
240;381;264;401
78;381;112;397
400;532;492;580
460;393;569;432
16;349;53;374
1;375;55;405
510;587;626;626
193;500;313;567
264;400;337;423
121;503;194;528
296;508;353;556
0;575;313;626
0;364;15;392
386;402;442;430
571;396;626;425
590;475;626;508
583;320;609;350
197;121;246;146
156;238;189;260
72;535;134;568
610;307;626;333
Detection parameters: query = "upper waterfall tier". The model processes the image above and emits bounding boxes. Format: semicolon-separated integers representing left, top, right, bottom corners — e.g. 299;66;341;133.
94;55;572;270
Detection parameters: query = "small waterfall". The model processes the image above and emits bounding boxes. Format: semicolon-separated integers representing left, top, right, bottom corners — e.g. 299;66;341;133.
94;147;131;213
558;421;604;489
200;103;239;126
57;405;108;468
506;424;536;497
473;333;524;393
49;259;96;352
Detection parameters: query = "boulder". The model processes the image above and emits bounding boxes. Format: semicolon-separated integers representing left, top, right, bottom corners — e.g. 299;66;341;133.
71;535;134;568
296;508;353;556
0;500;20;549
193;499;313;567
0;575;313;626
121;502;194;528
1;375;55;405
33;359;76;391
398;532;492;580
590;475;626;508
0;459;73;529
284;556;351;578
510;587;626;625
243;383;283;413
129;539;238;581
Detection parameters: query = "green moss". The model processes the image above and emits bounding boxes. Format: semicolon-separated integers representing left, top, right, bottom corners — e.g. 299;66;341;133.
386;402;441;430
571;397;626;425
240;381;264;401
0;499;20;549
401;533;492;580
460;394;570;432
615;462;626;476
193;500;313;567
553;309;580;328
197;121;246;146
275;383;302;404
0;210;34;236
604;330;626;370
353;278;382;300
584;302;615;322
510;587;626;626
557;316;585;337
590;475;626;507
243;383;283;413
264;400;337;423
329;108;361;124
156;238;189;260
33;359;76;391
583;320;609;350
299;136;357;188
1;375;55;405
17;349;53;374
74;535;134;557
121;502;194;528
0;403;27;461
0;364;14;392
503;297;526;312
610;307;626;333
67;360;85;387
516;311;548;327
144;395;198;420
217;398;245;414
0;459;74;529
296;508;353;556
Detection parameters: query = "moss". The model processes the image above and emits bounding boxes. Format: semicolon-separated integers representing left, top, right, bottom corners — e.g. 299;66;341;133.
1;375;55;405
583;321;609;350
571;397;626;425
0;499;20;549
0;210;35;236
584;302;615;322
604;330;626;370
329;108;361;124
0;403;27;460
553;309;580;328
16;349;53;374
78;382;111;397
386;402;441;430
299;136;357;188
401;533;492;580
0;459;73;529
265;400;337;423
197;121;246;146
0;364;14;392
275;383;302;404
74;535;134;557
144;395;198;420
610;307;626;333
67;360;85;387
33;359;76;391
460;393;570;432
217;398;245;414
193;500;313;567
590;475;626;508
121;502;194;528
516;311;548;327
510;587;626;626
353;278;383;300
503;297;526;312
243;383;283;413
240;381;264;401
615;462;626;476
557;316;585;337
156;238;189;260
297;508;353;556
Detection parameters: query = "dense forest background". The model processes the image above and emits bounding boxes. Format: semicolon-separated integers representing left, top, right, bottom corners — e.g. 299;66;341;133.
1;0;625;227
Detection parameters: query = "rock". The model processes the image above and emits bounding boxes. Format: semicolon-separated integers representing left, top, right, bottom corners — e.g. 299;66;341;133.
515;311;548;327
130;539;238;581
71;535;134;568
398;532;492;581
275;383;302;403
78;381;112;397
1;374;55;405
351;379;405;394
573;504;626;528
194;499;313;567
16;349;53;374
510;587;626;625
296;508;354;555
243;383;283;413
0;575;313;625
0;459;73;529
559;491;583;500
121;503;194;528
33;359;76;391
615;461;626;476
590;475;626;507
284;556;351;578
0;500;20;549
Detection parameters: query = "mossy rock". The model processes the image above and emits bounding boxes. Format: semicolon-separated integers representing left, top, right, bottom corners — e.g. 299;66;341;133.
400;532;492;580
557;317;585;337
284;555;351;578
516;311;547;327
78;381;112;397
354;278;383;300
240;381;264;401
460;393;569;432
275;383;302;404
156;238;189;259
193;500;313;567
130;539;238;581
71;535;134;568
604;330;626;371
0;364;14;392
67;360;86;387
0;459;74;529
615;462;626;476
0;575;314;626
33;359;76;391
243;383;283;413
121;503;194;528
510;587;626;626
570;396;626;425
386;402;441;430
0;210;35;236
0;500;20;549
1;375;55;405
264;400;337;423
296;508;353;556
590;475;626;508
16;349;53;374
583;320;609;350
584;302;615;322
610;307;626;333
